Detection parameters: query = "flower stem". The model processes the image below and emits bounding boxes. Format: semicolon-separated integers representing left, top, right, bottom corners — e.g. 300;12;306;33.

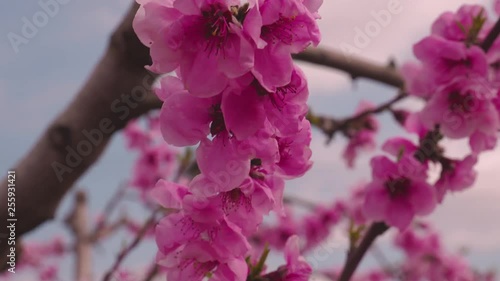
482;17;500;52
338;222;389;281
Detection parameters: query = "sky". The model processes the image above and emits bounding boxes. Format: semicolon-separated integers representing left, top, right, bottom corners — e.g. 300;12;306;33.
1;0;500;280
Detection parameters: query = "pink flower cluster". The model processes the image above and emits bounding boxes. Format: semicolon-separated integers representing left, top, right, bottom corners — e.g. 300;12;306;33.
343;101;379;168
394;222;479;281
133;0;322;279
403;5;500;153
124;116;178;197
363;4;500;230
254;202;343;252
0;237;66;281
362;137;437;230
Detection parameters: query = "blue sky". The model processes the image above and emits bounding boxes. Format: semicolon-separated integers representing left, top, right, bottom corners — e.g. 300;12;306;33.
1;0;500;280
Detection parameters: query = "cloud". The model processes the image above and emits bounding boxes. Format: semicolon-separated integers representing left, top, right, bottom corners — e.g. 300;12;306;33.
304;0;487;96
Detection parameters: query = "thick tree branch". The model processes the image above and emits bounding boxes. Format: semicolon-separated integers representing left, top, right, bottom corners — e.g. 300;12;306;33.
293;47;404;88
0;2;161;261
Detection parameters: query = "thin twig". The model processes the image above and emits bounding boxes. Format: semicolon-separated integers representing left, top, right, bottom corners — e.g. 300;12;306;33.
482;17;500;52
90;183;128;241
143;264;159;281
101;208;160;281
310;92;407;142
283;196;317;210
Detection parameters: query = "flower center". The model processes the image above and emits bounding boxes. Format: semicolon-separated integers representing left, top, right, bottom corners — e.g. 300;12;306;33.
252;79;298;109
145;152;157;166
385;177;411;198
210;104;226;136
448;91;474;113
250;158;267;180
277;137;293;160
261;14;300;45
177;258;218;279
221;188;251;214
202;4;233;56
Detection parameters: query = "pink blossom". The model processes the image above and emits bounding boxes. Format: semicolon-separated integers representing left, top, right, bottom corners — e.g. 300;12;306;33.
435;155;477;203
194;136;253;195
39;265;58;281
253;207;299;250
395;224;475;281
413;35;488;86
418;77;499;140
259;66;310;136
245;0;320;90
221;83;267;140
395;223;441;258
470;130;498;154
136;0;322;278
342;184;369;226
275;119;312;179
431;5;490;42
124;120;151;150
363;156;436;230
20;237;66;268
302;202;342;251
400;62;435;99
157;69;309;146
134;0;254;97
382;137;418;158
404;113;429;139
343;101;379;168
156;214;250;281
281;235;312;281
131;144;177;192
113;270;139;281
151;179;190;211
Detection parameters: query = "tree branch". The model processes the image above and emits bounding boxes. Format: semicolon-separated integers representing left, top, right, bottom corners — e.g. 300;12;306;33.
293;47;404;88
0;2;162;262
481;17;500;52
309;92;407;143
143;264;159;281
102;208;160;281
65;191;92;281
338;222;389;281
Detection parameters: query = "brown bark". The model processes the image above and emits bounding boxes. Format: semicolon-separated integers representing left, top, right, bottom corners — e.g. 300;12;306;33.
0;2;160;259
65;191;92;281
293;47;404;88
